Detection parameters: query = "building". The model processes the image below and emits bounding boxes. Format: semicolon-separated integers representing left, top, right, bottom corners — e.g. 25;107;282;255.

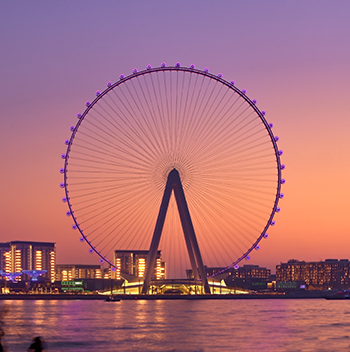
276;259;350;289
56;264;102;281
223;265;272;291
186;264;271;280
0;241;55;282
0;243;11;274
114;250;166;280
231;265;271;280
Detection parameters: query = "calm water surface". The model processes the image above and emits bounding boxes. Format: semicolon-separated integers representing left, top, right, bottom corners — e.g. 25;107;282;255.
1;298;350;351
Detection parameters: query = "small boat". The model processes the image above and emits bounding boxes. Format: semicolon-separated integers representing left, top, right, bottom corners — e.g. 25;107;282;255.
325;290;350;300
106;296;121;302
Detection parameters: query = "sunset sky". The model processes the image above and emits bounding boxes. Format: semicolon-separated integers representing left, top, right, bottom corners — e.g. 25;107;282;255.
1;1;349;273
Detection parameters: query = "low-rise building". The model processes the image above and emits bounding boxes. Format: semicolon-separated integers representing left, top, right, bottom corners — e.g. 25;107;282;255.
187;264;270;279
224;265;271;291
276;259;350;290
56;264;102;281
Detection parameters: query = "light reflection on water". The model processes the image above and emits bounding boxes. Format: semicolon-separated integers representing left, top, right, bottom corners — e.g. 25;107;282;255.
1;299;350;351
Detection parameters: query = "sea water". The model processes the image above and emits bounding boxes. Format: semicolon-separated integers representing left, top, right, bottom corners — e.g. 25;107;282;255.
1;298;350;351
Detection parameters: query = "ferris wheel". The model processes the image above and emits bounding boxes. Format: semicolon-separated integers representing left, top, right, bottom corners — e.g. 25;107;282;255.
60;62;285;285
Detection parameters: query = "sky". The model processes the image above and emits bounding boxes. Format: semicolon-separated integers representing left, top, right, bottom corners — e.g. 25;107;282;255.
1;1;349;273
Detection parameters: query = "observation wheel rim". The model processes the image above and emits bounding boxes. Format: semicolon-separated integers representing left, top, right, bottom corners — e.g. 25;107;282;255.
62;64;283;273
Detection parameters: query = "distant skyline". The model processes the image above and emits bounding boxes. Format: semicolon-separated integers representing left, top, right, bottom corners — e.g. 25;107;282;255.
1;1;350;272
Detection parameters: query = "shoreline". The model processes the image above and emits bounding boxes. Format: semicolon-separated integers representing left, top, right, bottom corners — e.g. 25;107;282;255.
0;292;328;300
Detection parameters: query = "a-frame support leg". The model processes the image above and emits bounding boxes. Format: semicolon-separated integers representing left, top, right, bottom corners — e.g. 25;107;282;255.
142;168;210;294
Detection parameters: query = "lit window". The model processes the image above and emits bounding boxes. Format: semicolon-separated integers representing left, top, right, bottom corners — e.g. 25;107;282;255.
116;258;121;280
35;250;42;270
138;258;146;278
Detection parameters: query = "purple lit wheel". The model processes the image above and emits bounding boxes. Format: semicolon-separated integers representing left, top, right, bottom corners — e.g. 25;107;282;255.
61;63;284;278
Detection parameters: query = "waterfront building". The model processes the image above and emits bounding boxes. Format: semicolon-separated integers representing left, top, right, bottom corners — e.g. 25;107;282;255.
113;250;165;280
186;264;271;281
0;243;11;274
232;265;271;280
276;259;350;289
56;264;102;281
0;241;55;282
222;265;272;291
